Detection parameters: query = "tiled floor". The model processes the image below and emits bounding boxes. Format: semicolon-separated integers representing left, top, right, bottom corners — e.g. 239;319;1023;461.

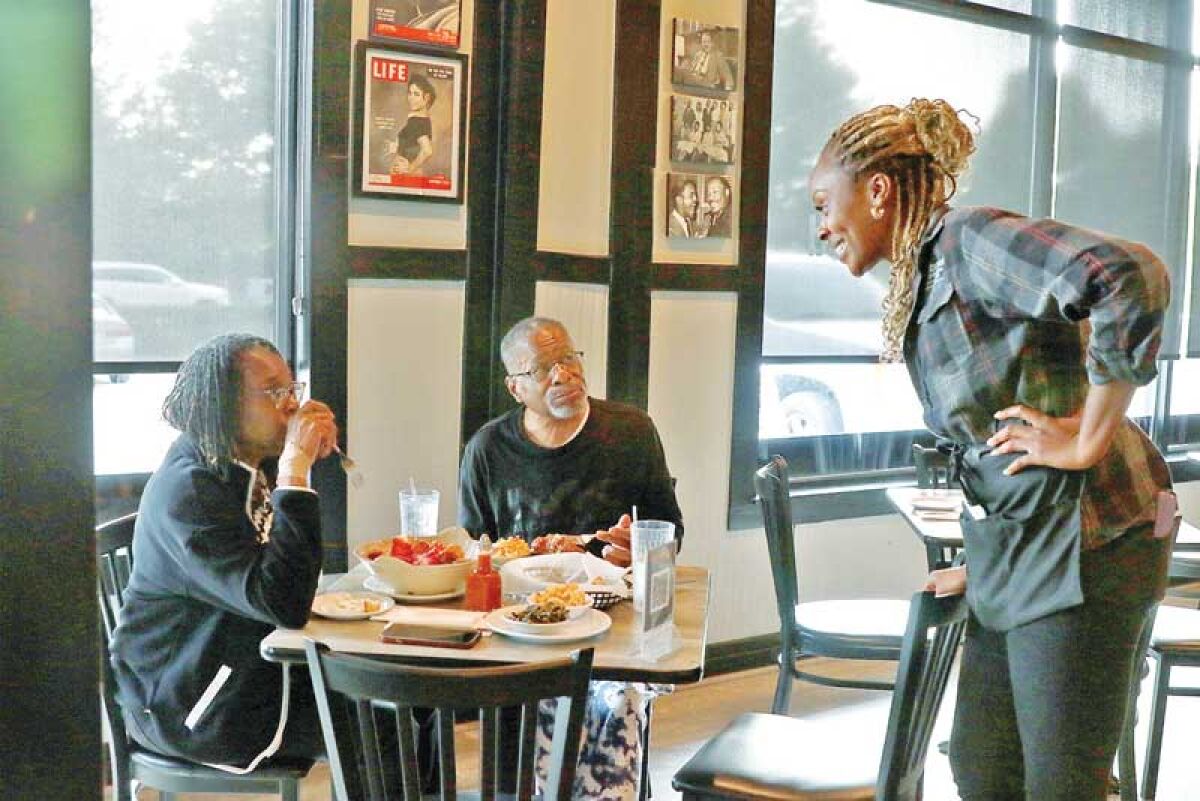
122;659;1200;800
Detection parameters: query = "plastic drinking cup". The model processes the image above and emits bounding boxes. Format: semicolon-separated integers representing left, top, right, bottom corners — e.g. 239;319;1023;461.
398;488;439;536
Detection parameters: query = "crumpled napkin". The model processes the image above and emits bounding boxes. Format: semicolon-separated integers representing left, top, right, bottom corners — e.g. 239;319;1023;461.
580;553;631;597
369;606;485;629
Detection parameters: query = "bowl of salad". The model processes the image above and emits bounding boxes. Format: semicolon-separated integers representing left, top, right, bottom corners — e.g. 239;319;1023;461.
354;527;475;596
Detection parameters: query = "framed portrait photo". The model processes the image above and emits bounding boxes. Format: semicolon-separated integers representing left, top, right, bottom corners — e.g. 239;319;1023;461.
666;172;735;240
671;19;740;92
354;42;468;203
368;0;462;49
670;94;737;165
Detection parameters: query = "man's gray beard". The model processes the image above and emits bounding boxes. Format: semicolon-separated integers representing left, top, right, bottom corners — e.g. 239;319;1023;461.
547;396;587;420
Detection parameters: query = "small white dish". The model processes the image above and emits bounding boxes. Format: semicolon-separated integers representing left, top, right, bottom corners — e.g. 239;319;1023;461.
311;591;395;620
485;605;612;643
363;575;465;603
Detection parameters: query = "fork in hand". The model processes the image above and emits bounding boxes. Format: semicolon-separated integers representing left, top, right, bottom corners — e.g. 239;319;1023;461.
333;445;365;489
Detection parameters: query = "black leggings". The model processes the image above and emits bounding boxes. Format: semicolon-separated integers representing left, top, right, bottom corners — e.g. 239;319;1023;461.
949;525;1168;800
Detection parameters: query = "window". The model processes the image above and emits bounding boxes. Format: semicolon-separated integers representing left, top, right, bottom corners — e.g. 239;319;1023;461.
91;0;301;479
751;0;1197;510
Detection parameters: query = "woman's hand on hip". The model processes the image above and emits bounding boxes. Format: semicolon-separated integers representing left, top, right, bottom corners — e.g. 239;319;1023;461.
987;405;1084;474
988;381;1135;475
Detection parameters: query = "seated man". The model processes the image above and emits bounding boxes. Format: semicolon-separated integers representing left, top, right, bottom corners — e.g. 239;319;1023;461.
459;316;684;800
110;333;338;771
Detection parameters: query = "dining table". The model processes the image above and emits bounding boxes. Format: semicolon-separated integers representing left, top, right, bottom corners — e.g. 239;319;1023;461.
260;564;712;684
886;485;1200;561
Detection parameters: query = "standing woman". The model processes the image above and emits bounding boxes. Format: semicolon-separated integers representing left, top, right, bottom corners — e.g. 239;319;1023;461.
808;98;1174;799
391;74;436;176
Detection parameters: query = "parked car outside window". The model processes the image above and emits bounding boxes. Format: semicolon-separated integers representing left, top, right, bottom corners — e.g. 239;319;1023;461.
93;261;230;310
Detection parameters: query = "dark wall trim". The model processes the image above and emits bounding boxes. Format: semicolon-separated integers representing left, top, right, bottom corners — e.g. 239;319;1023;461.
607;0;660;408
308;0;353;568
348;246;467;280
460;0;505;442
651;265;740;293
536;251;610;284
726;0;775;528
489;0;548;416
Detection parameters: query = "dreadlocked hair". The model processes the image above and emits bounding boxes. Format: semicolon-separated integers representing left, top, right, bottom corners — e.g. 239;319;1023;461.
162;333;279;481
822;98;976;361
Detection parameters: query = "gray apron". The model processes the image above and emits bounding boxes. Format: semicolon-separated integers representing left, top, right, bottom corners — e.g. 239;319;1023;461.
952;444;1085;632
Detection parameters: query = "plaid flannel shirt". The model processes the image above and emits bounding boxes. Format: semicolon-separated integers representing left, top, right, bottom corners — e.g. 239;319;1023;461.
905;206;1172;550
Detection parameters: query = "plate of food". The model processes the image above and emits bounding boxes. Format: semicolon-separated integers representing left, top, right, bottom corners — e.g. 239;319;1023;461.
311;591;395;620
362;575;465;603
492;535;533;566
485;604;612;643
527;583;594;619
354;529;475;596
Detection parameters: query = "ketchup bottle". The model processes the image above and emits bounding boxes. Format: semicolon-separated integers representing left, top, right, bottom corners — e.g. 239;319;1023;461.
465;535;502;612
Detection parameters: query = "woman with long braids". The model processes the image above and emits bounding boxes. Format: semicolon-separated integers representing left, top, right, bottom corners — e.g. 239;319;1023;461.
809;99;1174;799
110;334;339;770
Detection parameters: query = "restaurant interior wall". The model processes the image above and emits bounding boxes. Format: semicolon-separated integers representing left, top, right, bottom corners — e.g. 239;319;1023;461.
337;0;929;646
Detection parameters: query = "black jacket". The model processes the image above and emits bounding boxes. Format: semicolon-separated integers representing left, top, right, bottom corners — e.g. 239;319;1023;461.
110;434;322;767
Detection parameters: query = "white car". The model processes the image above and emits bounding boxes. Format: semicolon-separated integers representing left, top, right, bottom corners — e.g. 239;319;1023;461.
759;251;924;438
93;261;230;310
93;293;135;362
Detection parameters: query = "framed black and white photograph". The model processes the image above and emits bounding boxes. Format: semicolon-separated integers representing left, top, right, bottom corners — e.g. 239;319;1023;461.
368;0;461;49
666;173;735;240
671;19;739;92
354;42;467;203
670;94;737;165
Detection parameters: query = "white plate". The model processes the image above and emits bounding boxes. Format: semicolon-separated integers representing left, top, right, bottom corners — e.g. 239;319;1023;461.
485;605;612;643
501;553;588;588
363;575;465;603
311;591;395;620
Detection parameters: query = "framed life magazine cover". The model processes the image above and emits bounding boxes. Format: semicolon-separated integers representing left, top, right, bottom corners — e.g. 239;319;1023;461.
354;41;467;202
368;0;462;49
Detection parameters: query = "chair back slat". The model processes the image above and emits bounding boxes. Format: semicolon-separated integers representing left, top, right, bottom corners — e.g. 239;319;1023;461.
435;708;457;801
911;444;951;489
305;640;594;801
754;456;799;637
515;701;538;801
875;591;967;801
96;513;137;639
96;513;139;801
480;706;499;801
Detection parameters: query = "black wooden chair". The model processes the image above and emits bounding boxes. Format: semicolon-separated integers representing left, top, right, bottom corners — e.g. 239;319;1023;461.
97;513;313;801
1112;544;1200;801
305;640;594;801
756;456;910;713
673;591;967;801
911;444;960;570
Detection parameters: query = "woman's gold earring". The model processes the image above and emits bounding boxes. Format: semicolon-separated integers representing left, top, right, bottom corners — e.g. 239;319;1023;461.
871;206;884;220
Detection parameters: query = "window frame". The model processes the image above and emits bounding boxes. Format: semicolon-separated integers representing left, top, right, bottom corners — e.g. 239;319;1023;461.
728;0;1200;529
91;0;307;496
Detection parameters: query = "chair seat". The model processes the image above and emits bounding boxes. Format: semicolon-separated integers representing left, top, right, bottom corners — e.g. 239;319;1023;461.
1151;605;1200;651
796;599;910;640
130;747;314;780
673;712;884;800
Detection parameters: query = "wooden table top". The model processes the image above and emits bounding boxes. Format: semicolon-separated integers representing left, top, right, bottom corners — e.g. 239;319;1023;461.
261;565;711;684
886;486;1200;551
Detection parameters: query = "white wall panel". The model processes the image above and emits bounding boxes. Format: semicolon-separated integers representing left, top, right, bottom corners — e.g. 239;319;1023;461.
647;291;927;643
347;0;475;248
346;280;465;550
537;0;615;255
534;282;609;399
